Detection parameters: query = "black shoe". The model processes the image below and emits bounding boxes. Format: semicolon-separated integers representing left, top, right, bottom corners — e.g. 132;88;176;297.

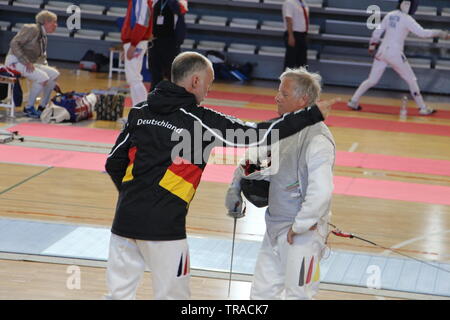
347;102;362;111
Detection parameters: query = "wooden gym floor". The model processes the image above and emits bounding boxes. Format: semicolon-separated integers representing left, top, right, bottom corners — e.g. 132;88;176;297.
0;66;449;300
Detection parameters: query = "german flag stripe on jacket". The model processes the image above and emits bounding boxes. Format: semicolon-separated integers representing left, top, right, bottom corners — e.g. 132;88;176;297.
122;146;137;182
159;157;202;204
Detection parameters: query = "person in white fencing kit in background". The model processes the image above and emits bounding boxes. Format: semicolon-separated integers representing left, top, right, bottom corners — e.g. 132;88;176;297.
121;0;153;106
226;67;336;300
347;0;450;115
5;10;59;118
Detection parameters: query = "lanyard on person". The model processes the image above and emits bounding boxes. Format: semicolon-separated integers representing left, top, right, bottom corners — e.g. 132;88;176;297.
160;0;168;15
297;0;306;7
157;0;169;25
297;0;309;32
41;25;47;56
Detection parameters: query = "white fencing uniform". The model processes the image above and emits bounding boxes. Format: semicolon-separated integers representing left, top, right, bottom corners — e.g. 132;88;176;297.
250;122;335;300
5;53;59;108
251;225;326;299
282;0;309;33
123;41;148;106
105;233;191;300
121;0;153;106
349;10;443;111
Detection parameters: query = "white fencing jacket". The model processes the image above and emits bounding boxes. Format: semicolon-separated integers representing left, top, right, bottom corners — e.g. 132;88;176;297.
265;122;335;243
371;10;442;54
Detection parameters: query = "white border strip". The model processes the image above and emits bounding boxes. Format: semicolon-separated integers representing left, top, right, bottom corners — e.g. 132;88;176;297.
1;252;449;300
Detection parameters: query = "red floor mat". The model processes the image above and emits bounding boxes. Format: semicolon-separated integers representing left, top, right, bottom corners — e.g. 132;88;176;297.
206;90;450;119
1;145;448;205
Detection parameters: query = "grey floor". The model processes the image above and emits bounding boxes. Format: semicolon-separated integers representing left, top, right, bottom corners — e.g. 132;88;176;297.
0;217;449;298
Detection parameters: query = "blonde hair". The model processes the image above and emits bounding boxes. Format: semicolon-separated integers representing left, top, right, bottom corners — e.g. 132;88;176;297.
35;10;57;25
279;67;322;107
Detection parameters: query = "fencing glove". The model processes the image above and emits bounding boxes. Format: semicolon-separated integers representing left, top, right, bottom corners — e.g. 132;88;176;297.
438;30;449;39
226;187;245;219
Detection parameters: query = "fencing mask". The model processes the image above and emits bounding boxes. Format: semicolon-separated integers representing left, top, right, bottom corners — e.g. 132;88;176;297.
398;0;419;15
238;158;271;208
240;179;270;208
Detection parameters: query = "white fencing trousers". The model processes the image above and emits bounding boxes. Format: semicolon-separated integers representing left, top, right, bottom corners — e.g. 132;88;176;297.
250;229;323;300
350;49;426;109
5;54;60;108
105;233;191;300
40;79;56;108
123;41;148;107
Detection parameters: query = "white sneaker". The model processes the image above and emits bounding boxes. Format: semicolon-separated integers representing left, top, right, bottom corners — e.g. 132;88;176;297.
419;107;436;115
347;100;362;111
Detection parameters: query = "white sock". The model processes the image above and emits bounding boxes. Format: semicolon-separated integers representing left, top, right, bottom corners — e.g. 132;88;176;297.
40;79;56;108
28;81;44;108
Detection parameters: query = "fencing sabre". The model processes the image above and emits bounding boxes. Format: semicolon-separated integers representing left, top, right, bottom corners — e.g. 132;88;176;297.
328;222;450;274
0;129;24;143
228;214;237;298
228;203;245;298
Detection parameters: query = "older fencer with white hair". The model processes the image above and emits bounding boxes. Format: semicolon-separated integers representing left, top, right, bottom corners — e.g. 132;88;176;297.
347;0;450;115
226;67;336;300
5;10;60;118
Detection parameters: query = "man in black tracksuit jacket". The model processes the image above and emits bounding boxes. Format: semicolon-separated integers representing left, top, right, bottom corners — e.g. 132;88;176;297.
104;51;334;299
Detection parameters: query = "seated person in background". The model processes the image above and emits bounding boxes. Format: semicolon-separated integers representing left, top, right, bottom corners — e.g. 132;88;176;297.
5;10;59;118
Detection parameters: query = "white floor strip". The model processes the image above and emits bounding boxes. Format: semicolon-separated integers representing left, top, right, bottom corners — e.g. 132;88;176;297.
348;142;359;152
0;218;449;299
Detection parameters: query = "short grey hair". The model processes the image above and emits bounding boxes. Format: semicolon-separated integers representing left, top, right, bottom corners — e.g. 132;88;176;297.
279;67;322;107
36;10;57;25
171;51;212;84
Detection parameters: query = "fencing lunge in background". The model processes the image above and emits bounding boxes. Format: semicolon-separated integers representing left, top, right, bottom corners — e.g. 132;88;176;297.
347;0;449;115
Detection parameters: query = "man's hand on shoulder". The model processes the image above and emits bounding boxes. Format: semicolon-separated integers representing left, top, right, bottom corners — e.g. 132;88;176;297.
317;97;340;119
